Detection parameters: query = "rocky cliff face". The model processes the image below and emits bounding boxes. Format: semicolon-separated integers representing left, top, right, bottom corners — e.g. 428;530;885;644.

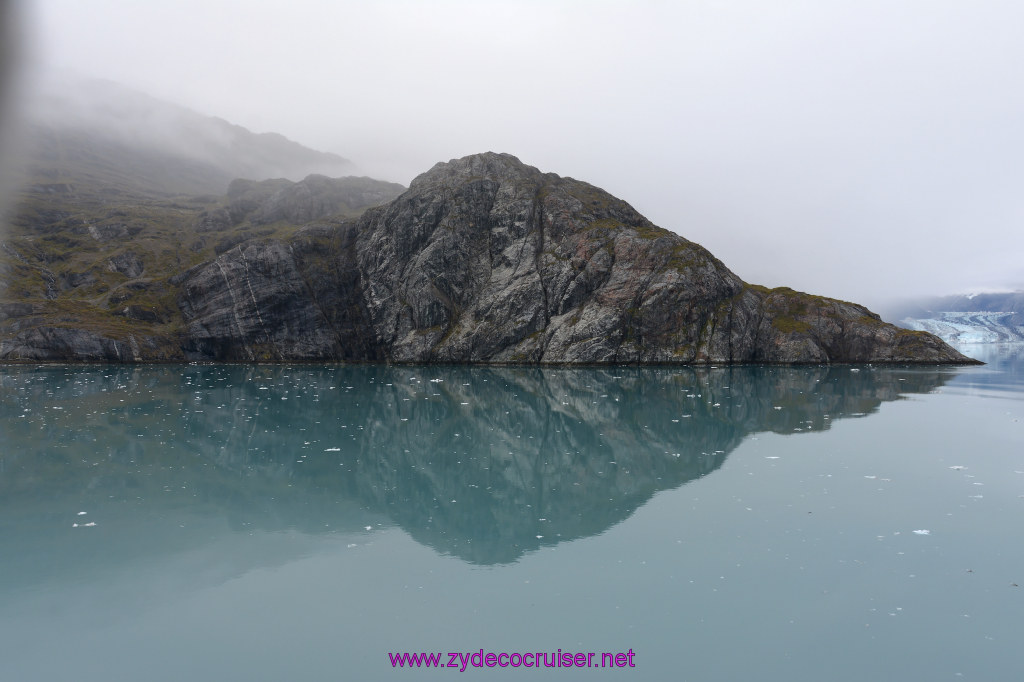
177;153;972;364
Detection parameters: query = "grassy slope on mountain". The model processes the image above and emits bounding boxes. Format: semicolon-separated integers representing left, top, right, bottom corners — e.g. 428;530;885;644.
1;158;404;357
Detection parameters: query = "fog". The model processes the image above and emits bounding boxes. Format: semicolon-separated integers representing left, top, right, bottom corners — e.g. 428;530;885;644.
19;70;355;191
8;0;1024;310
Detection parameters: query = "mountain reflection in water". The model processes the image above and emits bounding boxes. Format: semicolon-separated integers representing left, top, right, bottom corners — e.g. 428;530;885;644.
1;364;954;574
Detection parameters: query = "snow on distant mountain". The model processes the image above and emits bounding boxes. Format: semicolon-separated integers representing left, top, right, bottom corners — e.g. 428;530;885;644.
892;291;1024;344
901;311;1024;344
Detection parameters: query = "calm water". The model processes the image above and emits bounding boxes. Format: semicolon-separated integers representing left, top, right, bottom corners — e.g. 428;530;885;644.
1;349;1022;681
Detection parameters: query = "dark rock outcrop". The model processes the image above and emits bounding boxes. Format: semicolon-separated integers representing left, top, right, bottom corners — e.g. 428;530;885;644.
59;271;97;290
177;153;973;364
193;208;232;233
106;250;145;278
0;326;142;362
117;305;164;323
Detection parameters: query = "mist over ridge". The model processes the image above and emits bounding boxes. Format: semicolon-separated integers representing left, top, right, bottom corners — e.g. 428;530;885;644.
10;70;357;197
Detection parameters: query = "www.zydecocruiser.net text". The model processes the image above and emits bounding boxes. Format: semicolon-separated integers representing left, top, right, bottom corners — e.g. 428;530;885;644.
389;649;637;671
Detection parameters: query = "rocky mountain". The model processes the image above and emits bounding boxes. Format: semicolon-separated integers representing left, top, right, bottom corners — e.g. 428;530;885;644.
2;152;973;364
175;153;971;364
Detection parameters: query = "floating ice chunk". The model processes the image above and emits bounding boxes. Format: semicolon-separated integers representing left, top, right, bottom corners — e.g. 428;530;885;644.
765;456;780;460
864;475;877;479
912;529;931;535
949;465;967;470
364;526;372;531
324;447;341;452
77;511;87;516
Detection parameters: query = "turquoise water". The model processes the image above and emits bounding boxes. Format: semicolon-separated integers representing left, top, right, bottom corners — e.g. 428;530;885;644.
1;350;1021;680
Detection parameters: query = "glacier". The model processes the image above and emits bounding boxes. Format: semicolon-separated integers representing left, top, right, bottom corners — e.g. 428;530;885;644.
901;311;1024;344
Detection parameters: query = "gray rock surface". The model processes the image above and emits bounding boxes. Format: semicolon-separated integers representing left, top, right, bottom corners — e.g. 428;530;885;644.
106;250;145;278
0;326;142;362
87;223;129;242
194;208;232;233
178;153;972;364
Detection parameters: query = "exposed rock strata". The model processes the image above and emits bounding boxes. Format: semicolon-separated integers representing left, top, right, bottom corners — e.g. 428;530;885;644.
0;326;143;362
178;153;972;364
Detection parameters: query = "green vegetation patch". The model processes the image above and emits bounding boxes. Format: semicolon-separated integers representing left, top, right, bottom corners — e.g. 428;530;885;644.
567;183;617;211
632;222;674;241
770;316;812;334
666;243;708;273
584;217;620;233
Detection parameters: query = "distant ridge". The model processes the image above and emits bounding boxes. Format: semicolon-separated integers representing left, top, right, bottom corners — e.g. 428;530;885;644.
18;73;355;197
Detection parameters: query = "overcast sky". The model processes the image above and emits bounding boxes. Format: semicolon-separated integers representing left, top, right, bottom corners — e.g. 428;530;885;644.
10;0;1024;310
